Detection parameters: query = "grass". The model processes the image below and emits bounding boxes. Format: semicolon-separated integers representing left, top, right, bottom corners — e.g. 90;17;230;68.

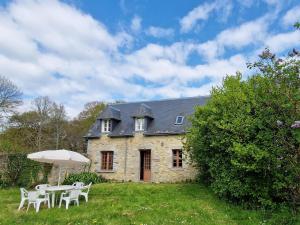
0;183;298;225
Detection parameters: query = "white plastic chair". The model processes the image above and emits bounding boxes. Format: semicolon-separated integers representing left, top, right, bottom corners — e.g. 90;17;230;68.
35;184;50;196
80;182;92;202
35;184;50;206
72;182;84;188
27;191;50;213
59;190;81;210
18;188;29;211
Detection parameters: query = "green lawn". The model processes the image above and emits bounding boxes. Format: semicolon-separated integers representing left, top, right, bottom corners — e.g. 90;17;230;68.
0;183;298;225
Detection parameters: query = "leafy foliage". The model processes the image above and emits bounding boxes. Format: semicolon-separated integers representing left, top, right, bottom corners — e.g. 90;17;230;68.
186;49;300;208
0;179;9;188
64;101;106;153
63;172;107;185
4;153;44;187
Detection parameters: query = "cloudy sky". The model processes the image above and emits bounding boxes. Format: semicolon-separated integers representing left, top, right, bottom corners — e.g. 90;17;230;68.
0;0;299;118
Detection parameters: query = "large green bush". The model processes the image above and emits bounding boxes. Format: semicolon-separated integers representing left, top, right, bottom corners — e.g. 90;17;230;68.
186;49;300;208
0;179;9;188
1;153;48;188
63;172;107;185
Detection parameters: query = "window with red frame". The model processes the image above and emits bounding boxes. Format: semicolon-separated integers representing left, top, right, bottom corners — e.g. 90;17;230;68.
172;149;182;167
101;151;113;170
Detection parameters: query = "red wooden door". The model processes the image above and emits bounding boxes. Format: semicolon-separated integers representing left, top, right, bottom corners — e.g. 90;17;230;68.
141;150;151;181
143;151;151;182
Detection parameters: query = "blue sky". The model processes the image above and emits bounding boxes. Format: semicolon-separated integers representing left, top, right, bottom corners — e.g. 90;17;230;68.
0;0;299;117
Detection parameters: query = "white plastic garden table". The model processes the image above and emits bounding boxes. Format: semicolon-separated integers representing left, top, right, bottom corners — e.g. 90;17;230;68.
45;185;74;208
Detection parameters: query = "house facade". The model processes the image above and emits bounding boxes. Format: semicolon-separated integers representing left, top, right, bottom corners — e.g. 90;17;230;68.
85;96;208;182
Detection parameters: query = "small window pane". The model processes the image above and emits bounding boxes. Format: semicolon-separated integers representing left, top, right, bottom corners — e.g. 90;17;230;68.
135;118;145;131
102;120;112;132
175;116;184;125
101;151;113;170
172;149;183;168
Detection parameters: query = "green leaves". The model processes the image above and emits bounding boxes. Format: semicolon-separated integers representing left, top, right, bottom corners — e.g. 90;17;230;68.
63;172;107;185
186;49;300;208
230;143;269;172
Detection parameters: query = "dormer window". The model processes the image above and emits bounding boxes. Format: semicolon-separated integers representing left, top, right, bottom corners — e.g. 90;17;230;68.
102;119;112;132
135;118;145;131
175;116;184;125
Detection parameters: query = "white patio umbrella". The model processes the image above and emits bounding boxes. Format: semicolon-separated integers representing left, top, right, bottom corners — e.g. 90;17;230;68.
27;149;90;185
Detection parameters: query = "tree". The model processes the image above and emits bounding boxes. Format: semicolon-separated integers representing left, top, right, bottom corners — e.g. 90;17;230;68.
0;76;22;125
4;111;41;152
64;101;106;152
185;49;300;207
32;96;53;150
50;103;67;149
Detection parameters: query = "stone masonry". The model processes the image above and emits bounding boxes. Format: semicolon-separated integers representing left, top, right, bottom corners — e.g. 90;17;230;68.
87;133;197;182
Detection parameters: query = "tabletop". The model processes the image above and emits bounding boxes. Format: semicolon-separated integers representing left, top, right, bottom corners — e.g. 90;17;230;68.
45;185;74;192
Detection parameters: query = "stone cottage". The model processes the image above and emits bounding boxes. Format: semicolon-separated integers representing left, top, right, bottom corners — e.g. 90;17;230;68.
85;96;208;182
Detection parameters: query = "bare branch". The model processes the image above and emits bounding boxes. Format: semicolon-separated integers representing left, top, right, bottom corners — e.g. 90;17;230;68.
0;75;22;119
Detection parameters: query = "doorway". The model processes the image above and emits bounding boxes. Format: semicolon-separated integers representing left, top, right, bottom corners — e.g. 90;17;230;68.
140;150;151;182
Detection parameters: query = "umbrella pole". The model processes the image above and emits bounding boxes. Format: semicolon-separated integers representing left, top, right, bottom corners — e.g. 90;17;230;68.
58;166;61;186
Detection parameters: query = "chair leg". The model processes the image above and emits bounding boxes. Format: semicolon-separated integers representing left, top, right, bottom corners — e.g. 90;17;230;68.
76;199;79;206
59;199;62;208
47;198;50;209
26;203;31;212
86;195;88;202
66;200;69;210
36;202;41;213
18;199;25;211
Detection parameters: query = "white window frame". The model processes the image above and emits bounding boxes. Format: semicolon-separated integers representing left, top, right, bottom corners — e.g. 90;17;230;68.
101;119;112;132
135;118;145;131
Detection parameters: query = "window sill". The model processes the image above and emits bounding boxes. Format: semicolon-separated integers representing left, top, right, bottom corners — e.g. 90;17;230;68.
171;167;184;171
97;170;115;173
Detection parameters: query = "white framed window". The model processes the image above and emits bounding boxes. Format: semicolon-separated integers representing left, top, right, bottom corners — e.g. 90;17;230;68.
135;118;145;131
101;119;112;132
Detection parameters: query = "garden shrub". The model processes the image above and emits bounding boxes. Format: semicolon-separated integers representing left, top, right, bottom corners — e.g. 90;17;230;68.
63;172;106;185
5;153;44;187
185;49;300;208
0;179;9;188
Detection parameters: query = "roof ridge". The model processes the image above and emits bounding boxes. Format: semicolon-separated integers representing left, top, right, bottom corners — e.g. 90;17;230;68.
108;95;210;106
107;105;121;112
140;103;151;108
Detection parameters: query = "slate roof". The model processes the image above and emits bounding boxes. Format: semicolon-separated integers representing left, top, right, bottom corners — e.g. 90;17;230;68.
98;105;121;121
85;96;209;138
132;103;154;118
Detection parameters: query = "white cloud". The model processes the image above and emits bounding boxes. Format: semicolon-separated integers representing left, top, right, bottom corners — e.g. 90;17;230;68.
197;41;220;61
282;5;300;27
0;0;296;119
179;0;233;33
130;15;142;32
265;30;300;53
180;2;216;33
0;0;132;117
218;1;233;23
196;16;269;61
217;17;268;49
237;0;256;8
146;26;174;38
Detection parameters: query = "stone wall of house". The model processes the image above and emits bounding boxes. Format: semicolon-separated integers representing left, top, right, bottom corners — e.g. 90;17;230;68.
87;133;197;183
48;164;88;185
